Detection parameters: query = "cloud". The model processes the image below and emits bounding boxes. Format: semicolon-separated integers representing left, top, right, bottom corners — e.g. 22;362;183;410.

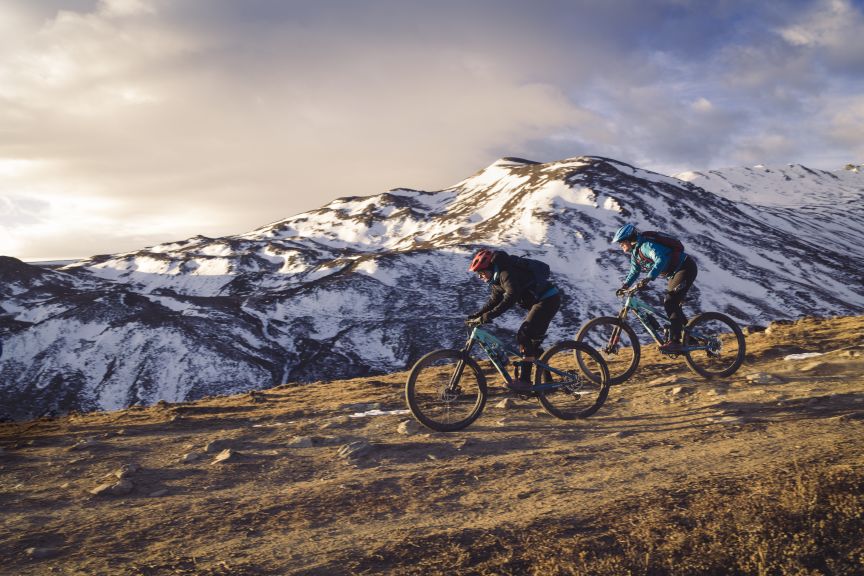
824;95;864;159
99;0;154;17
1;0;862;259
778;0;864;73
2;0;598;260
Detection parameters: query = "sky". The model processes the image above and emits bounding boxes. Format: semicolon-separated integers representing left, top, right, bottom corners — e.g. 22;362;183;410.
1;0;862;261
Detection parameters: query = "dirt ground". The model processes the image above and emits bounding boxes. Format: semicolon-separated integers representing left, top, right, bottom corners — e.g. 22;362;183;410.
1;315;863;575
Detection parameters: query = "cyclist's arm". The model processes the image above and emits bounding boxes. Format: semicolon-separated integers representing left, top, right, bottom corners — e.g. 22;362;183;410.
480;271;521;320
476;287;504;317
622;252;641;287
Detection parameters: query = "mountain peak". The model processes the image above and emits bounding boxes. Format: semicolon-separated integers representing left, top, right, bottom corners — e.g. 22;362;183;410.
492;156;541;167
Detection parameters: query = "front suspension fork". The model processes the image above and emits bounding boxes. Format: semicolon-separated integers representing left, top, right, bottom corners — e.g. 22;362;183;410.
608;327;622;350
607;309;628;350
449;359;466;389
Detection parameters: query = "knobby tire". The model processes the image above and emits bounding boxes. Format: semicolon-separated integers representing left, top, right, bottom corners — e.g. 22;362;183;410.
536;340;610;419
405;349;487;432
682;312;746;378
575;316;641;385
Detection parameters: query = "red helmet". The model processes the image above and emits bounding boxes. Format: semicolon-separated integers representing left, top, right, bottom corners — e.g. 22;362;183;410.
468;249;495;272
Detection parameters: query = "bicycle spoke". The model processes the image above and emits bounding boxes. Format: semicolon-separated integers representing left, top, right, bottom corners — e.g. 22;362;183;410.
406;350;487;431
536;341;609;419
683;313;746;378
576;317;640;385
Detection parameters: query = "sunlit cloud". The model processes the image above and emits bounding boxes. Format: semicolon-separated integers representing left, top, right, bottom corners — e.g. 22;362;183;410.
691;98;714;112
0;0;861;260
99;0;156;18
780;0;863;48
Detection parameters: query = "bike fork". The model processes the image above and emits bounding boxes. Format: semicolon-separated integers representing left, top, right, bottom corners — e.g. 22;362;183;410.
608;309;630;348
608;327;621;349
608;310;627;349
449;357;467;389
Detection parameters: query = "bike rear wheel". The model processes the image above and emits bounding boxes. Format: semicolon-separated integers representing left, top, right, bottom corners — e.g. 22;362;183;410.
405;349;487;432
575;316;641;385
682;312;746;378
536;341;610;419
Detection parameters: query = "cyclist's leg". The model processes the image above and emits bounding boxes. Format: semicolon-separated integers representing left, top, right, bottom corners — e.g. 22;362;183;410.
517;292;562;381
664;258;698;342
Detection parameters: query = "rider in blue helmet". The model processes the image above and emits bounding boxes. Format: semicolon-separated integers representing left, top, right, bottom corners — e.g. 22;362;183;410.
612;223;698;353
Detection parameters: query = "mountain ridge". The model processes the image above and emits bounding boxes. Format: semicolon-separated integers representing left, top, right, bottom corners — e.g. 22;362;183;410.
2;155;863;419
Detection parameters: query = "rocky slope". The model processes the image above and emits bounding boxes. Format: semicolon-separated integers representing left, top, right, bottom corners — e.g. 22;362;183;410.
1;316;862;574
1;156;863;419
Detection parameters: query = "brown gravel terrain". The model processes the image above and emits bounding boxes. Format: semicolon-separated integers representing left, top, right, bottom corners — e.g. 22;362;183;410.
1;315;863;575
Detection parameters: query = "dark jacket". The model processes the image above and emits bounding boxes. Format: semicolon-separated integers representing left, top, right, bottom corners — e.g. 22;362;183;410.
476;251;556;322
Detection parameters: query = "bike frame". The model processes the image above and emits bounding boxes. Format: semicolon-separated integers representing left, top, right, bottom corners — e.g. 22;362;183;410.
620;292;669;345
617;290;714;353
461;325;579;392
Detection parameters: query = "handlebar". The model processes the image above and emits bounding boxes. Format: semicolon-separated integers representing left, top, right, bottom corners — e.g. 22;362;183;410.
616;283;649;298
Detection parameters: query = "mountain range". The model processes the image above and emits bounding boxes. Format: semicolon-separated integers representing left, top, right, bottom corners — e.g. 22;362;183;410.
2;156;862;419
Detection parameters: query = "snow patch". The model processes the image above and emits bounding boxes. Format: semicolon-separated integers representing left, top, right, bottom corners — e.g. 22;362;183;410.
349;409;411;418
603;196;623;212
783;352;824;361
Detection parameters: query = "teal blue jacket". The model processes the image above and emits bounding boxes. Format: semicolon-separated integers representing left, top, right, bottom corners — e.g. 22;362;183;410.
623;235;686;287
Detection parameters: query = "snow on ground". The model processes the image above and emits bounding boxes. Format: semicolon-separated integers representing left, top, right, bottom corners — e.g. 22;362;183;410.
602;196;623;212
389;188;457;211
676;164;864;207
199;243;233;257
189;257;232;276
353;259;400;287
784;352;824;360
301;262;344;284
344;326;400;366
541;157;591;172
1;300;72;324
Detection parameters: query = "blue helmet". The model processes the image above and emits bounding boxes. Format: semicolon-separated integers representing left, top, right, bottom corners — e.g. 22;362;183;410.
612;223;637;243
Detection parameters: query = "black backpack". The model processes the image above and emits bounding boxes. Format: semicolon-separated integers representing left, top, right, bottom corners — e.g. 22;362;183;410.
509;254;552;294
641;231;684;252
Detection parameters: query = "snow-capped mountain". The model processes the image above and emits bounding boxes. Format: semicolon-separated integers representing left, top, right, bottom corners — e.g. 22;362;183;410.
2;156;862;419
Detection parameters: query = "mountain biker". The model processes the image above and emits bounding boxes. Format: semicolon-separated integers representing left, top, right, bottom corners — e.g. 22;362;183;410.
611;223;698;353
466;249;562;392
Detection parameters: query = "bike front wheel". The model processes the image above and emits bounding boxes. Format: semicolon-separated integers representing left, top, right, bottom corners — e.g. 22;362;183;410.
405;349;487;432
536;341;610;419
682;312;746;378
575;316;641;385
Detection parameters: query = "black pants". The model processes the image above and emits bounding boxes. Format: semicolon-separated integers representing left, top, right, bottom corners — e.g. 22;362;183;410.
517;292;562;357
664;257;697;342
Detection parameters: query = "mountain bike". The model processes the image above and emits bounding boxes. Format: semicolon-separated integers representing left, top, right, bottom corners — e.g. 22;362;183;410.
405;323;610;432
575;286;745;384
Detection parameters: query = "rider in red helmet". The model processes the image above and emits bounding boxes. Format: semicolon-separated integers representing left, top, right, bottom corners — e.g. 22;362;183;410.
467;249;562;392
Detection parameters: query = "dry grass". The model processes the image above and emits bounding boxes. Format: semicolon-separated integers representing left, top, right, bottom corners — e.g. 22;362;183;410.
581;464;864;576
342;462;864;576
2;315;863;575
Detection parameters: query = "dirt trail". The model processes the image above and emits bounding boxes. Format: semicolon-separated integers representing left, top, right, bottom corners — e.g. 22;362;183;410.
1;316;863;575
